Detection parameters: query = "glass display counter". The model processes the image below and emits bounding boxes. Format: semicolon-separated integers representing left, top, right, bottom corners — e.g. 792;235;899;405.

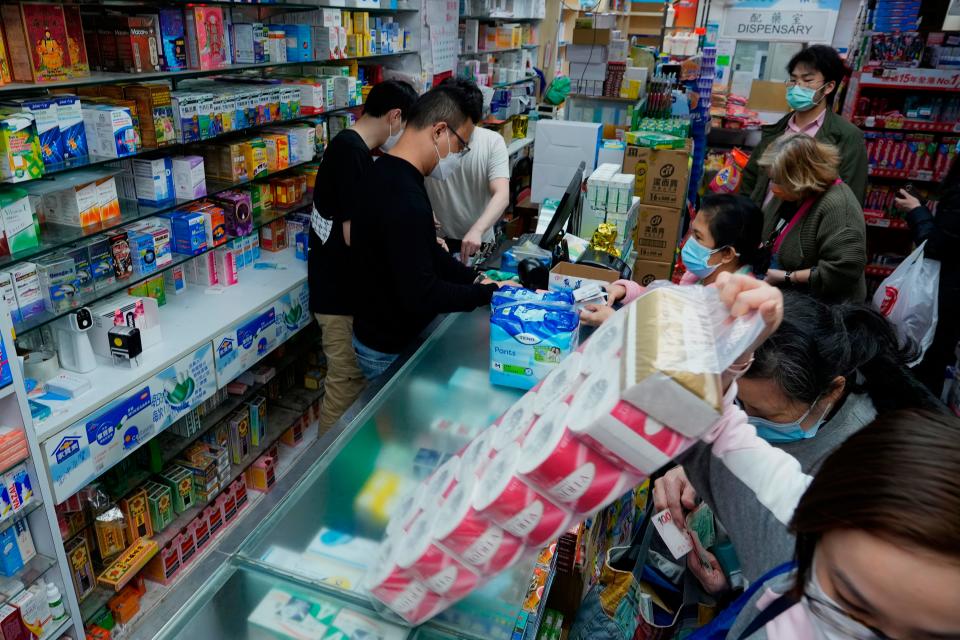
153;309;555;640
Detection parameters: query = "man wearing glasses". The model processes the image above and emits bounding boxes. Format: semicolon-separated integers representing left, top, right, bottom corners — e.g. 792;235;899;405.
349;81;502;380
426;78;511;265
739;44;867;207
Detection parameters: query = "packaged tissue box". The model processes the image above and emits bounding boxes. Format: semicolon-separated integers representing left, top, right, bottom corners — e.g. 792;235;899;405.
490;288;579;390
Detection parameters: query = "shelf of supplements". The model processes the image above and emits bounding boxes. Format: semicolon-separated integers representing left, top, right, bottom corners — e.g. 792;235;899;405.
11;186;314;338
0;150;320;280
34;247;308;445
867;167;944;181
2;103;359;188
460;45;539;56
154;349;304;467
854;116;960;133
79;390;322;626
0;500;45;538
864;211;910;230
460;15;544;21
0;51;420;96
7;553;58;590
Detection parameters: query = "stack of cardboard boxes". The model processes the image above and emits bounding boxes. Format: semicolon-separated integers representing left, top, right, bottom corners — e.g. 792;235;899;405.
622;144;691;286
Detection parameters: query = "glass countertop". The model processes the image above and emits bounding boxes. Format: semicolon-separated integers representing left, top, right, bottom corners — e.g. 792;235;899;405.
156;309;540;639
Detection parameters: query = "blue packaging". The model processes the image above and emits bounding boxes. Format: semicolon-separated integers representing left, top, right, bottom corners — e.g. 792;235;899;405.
159;8;188;71
490;300;580;390
166;211;208;255
295;231;308;260
492;286;574;307
54;95;88;160
500;245;552;275
0;527;23;577
8;98;62;166
128;230;158;275
283;24;312;62
0;337;11;389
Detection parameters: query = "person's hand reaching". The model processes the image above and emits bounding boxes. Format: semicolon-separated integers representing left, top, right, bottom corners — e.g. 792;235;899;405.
579;304;615;327
652;466;697;529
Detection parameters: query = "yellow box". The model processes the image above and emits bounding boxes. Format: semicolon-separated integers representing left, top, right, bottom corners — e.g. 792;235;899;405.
262;133;289;171
242;139;268;178
342;11;353;35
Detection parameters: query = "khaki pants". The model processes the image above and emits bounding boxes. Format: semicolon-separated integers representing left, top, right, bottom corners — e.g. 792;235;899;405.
315;314;366;430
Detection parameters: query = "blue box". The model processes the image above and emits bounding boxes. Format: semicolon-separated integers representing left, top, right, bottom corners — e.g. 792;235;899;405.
283;24;312;62
489;300;580;390
166;211;208;255
159;8;188;71
0;527;23;577
128;230;158;275
6;98;62;166
0;337;11;389
54;95;87;160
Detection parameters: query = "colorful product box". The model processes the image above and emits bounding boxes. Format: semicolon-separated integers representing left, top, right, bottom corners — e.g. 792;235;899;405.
243;138;268;178
54;95;87;160
259;218;287;252
62;5;90;77
4;98;61;167
163;263;187;295
63;245;95;297
119;488;153;542
123;84;176;149
143;539;180;585
0;111;44;183
4;263;43;321
108;231;134;279
35;254;78;313
133;157;175;205
171;93;202;143
0;527;23;576
172;155;206;200
214;247;239;286
96;176;121;224
159;466;196;513
185;251;218;287
213;190;253;237
65;536;96;600
4;464;32;512
19;3;72;82
132;221;173;268
39;179;100;227
0;273;17;325
185;6;228;70
197;203;226;248
0;188;38;256
87;237;117;291
158;8;187;71
262;133;289;171
82;104;138;158
127;230;157;276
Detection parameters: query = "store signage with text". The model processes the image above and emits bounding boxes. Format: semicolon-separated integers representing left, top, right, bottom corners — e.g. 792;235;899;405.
721;8;835;42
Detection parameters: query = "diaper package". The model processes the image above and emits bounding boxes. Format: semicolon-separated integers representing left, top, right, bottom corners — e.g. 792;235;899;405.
489;288;579;390
370;283;767;625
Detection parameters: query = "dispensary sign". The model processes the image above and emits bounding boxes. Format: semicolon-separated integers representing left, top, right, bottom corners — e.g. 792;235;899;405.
721;8;835;42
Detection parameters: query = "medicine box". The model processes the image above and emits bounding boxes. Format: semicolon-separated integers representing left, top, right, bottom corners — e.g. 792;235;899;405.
203;504;223;538
40;180;100;227
186;251;218;287
164;264;187;295
248;397;267;446
119;488;153;542
127;230;157;276
197;203;227;248
262;133;289;171
0;528;23;576
143;539;180;585
63;245;95;297
166;210;207;255
133;158;174;205
87;238;117;291
128;221;172;268
3;263;42;322
82;104;138;158
158;466;196;513
243;139;268;178
172;156;206;200
0;273;16;325
5;98;61;167
213;190;253;237
96;176;121;224
65;536;95;600
35;254;78;314
158;8;187;71
11;520;34;567
259;218;287;252
0;188;39;255
227;409;251;464
214;248;239;287
283;24;313;62
232;23;257;64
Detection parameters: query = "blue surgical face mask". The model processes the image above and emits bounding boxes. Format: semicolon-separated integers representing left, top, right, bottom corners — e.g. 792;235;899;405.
748;398;832;444
786;84;826;112
681;236;724;279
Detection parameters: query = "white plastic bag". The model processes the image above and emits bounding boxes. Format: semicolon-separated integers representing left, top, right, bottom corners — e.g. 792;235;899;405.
872;241;940;363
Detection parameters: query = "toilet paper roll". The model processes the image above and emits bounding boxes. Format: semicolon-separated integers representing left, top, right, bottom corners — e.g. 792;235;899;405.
23;350;59;383
423;455;461;510
492;392;537;451
581;312;626;375
472;446;573;547
432;480;524;574
566;368;693;474
518;401;631;515
459;428;496;480
365;538;449;623
385;484;425;537
395;512;480;600
532;352;584;414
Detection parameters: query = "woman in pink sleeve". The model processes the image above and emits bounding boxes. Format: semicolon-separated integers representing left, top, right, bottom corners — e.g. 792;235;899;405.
580;194;765;326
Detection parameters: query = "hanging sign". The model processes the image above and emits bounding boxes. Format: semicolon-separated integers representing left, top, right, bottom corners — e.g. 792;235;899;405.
721;8;836;42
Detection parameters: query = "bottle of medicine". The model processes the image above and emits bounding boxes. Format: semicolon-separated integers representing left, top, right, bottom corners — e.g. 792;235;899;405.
46;583;66;621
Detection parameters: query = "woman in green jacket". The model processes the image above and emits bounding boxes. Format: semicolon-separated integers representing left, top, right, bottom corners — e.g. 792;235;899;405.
758;133;867;302
741;45;868;206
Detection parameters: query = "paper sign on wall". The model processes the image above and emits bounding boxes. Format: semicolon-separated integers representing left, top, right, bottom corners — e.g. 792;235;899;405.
721;8;836;42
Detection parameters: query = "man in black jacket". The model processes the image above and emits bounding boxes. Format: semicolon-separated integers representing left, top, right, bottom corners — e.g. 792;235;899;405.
350;80;501;379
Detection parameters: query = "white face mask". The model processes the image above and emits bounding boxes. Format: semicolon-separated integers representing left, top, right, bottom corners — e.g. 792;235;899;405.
805;560;882;640
428;131;462;181
380;119;402;152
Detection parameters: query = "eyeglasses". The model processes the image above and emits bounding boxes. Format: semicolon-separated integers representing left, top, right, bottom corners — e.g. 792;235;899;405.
445;124;471;156
805;592;894;640
784;79;826;90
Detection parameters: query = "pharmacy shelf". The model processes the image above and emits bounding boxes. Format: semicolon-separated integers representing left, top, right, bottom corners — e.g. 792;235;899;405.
10;554;58;588
79;388;321;626
0;150;319;282
38;615;72;640
0;500;44;536
13;193;311;337
34;248;308;444
72;0;319;10
868;167;943;182
1;104;357;188
493;76;538;88
460;15;544;21
459;45;539;56
0;51;419;95
864;212;910;230
854;116;960;133
568;93;639;103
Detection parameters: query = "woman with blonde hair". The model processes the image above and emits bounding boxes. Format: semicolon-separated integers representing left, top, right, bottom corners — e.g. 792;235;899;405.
757;132;866;302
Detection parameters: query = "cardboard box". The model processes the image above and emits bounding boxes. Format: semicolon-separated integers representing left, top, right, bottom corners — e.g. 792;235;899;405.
632;203;683;263
572;28;611;45
631;259;674;286
548;262;618;293
531;120;602;203
622;145;690;209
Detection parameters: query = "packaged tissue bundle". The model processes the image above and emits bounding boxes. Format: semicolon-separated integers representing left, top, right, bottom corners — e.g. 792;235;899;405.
368;283;765;625
491;286;573;307
490;295;580;391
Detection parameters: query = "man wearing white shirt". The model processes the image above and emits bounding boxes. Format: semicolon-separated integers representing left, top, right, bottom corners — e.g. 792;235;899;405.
425;79;510;263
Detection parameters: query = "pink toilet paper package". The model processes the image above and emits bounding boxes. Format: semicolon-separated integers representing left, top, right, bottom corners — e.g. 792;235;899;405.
365;284;765;625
